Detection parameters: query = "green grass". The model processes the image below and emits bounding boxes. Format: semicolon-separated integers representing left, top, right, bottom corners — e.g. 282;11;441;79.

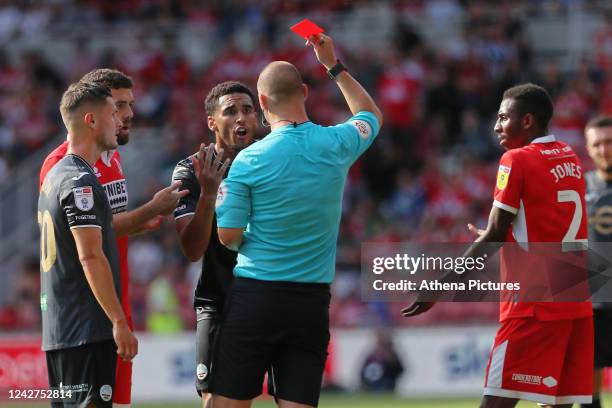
4;393;611;407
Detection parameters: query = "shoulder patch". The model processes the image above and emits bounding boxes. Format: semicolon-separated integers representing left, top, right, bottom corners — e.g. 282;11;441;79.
73;186;94;211
216;182;227;208
350;119;372;139
496;165;511;190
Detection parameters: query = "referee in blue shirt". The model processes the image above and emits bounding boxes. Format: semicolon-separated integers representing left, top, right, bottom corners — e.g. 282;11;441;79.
212;33;383;408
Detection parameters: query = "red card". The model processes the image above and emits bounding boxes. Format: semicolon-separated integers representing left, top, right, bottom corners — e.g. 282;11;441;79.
290;18;324;39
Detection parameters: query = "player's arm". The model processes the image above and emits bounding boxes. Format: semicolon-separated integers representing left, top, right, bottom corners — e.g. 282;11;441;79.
112;180;189;237
71;226;138;360
176;144;230;261
402;206;515;317
308;33;383;126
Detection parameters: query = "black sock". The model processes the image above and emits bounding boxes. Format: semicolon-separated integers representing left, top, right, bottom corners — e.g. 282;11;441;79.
581;394;602;408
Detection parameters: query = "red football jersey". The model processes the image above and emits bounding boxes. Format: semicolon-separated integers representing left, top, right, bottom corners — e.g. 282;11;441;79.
492;135;591;321
39;141;131;319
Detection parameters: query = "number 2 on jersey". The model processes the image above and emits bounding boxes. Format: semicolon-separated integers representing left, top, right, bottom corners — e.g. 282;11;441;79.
38;210;56;272
557;189;586;250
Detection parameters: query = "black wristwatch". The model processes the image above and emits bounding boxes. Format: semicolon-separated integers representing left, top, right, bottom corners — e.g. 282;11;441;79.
327;60;347;80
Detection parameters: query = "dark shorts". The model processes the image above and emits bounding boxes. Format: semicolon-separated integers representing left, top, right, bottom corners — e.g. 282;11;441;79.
46;339;117;408
594;308;612;368
195;305;220;396
210;278;331;407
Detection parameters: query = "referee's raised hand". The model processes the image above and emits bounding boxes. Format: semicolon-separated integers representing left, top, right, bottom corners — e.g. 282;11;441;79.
306;33;337;70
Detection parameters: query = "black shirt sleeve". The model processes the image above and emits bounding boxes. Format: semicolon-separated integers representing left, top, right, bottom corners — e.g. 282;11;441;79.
172;157;201;219
60;173;107;229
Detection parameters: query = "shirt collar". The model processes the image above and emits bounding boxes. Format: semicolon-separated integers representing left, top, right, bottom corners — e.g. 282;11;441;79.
531;135;556;144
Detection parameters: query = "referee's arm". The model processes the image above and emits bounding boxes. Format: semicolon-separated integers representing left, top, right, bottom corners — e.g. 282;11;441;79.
308;33;383;126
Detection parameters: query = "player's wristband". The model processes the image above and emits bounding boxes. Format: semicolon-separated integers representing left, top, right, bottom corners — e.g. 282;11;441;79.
327;60;347;80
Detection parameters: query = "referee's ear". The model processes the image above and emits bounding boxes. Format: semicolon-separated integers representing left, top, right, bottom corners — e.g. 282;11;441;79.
302;83;309;102
259;94;269;112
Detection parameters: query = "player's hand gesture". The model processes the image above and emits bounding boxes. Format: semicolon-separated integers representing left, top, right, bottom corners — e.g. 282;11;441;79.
113;320;138;361
467;223;486;238
401;301;435;317
306;33;337;70
191;143;230;201
151;180;190;216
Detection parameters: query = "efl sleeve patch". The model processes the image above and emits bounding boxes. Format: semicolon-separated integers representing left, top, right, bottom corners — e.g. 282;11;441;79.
215;182;227;208
350;120;372;140
496;165;511;190
73;186;94;211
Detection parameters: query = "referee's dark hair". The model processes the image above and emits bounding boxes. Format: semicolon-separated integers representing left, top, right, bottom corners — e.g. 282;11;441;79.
80;68;133;90
59;81;112;124
205;81;256;116
585;115;612;131
503;83;554;131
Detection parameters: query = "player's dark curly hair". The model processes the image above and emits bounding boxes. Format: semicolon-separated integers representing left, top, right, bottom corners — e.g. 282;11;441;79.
60;81;112;116
80;68;133;90
585;115;612;131
503;83;553;131
205;81;256;116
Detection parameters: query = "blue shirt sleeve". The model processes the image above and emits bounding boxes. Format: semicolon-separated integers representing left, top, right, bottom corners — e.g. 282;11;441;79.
216;152;252;228
329;111;380;164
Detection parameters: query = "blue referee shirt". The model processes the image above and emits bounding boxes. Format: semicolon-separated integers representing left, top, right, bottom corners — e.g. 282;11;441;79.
216;111;380;283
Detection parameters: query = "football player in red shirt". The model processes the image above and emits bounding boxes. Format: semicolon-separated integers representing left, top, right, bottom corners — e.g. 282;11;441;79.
404;84;593;407
39;69;187;408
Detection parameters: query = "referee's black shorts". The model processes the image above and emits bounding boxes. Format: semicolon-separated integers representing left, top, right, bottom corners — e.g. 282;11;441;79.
594;308;612;368
210;277;330;407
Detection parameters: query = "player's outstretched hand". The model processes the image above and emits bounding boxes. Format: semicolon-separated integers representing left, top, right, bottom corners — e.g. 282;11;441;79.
113;320;138;361
401;301;435;317
191;143;230;200
306;33;337;70
151;180;190;216
467;223;485;238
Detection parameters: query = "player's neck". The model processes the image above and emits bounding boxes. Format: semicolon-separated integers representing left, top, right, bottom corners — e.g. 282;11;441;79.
214;142;238;161
67;136;103;167
529;130;549;143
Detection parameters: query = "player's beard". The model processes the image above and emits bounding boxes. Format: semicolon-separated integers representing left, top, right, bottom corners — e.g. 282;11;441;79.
117;130;129;145
117;119;131;145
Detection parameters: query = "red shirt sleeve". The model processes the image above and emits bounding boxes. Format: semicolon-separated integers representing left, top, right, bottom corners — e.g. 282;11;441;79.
39;154;62;191
493;150;523;214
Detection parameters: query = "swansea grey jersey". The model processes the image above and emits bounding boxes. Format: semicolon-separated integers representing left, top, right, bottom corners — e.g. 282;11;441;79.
38;153;120;351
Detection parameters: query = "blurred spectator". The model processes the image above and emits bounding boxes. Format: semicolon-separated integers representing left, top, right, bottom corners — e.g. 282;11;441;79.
360;330;405;392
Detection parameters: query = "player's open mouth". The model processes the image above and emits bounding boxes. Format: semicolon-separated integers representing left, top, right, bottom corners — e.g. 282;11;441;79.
235;127;248;139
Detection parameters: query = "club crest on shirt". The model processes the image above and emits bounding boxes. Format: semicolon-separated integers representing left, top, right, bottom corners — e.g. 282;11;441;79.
196;363;208;380
496;165;511;190
73;186;94;211
350;120;372;139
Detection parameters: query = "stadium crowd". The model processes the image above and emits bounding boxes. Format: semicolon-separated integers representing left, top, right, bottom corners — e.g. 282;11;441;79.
2;0;612;331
